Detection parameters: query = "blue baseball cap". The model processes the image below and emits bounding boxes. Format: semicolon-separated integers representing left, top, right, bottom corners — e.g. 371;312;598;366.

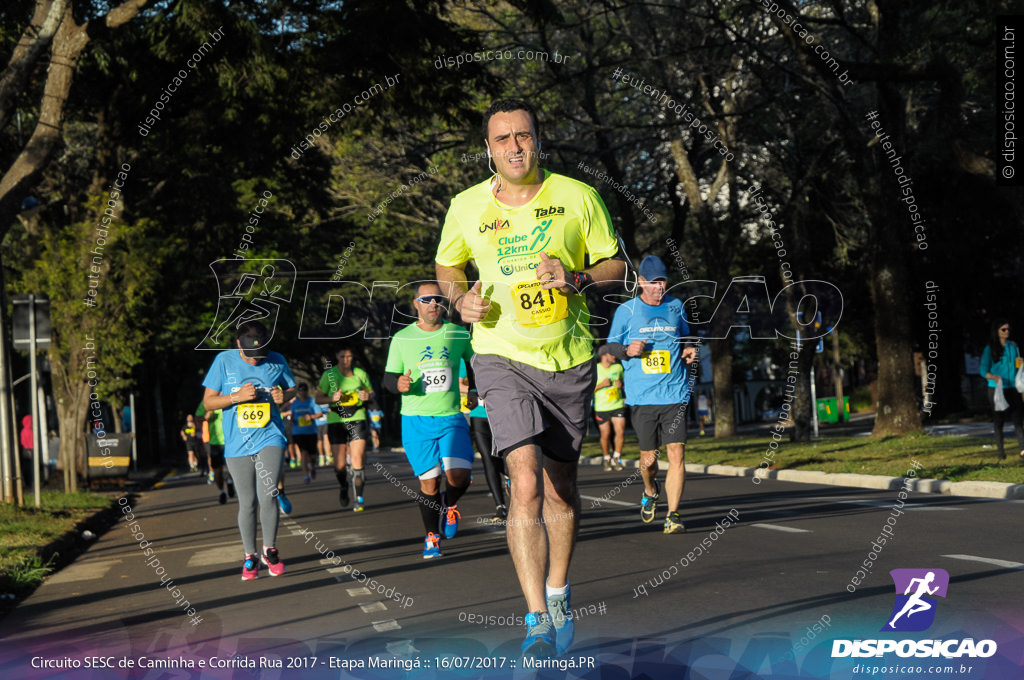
638;255;668;281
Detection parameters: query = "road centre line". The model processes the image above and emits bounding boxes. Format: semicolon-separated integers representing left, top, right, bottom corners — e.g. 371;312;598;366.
750;523;812;533
941;554;1024;570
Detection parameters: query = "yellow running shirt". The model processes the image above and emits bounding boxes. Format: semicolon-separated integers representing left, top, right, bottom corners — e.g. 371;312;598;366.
436;172;618;371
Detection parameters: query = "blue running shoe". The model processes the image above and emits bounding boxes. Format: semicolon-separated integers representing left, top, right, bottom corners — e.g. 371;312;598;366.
521;611;556;657
277;492;292;515
422;532;442;559
241;554;259;581
441;502;460;540
640;480;659;524
546;584;574;654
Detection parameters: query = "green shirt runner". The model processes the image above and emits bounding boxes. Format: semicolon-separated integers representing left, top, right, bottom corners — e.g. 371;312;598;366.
384;321;474;417
595;361;625;412
318;366;373;423
195;403;225;445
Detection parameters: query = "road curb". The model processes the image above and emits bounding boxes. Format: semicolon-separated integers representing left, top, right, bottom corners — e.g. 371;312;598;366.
584;457;1023;500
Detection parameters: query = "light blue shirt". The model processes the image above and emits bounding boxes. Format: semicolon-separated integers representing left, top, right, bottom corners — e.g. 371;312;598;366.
608;296;692;406
202;350;296;458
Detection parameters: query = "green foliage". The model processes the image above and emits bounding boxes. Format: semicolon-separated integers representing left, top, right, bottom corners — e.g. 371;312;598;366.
0;490;111;595
850;386;874;413
14;192;160;404
0;0;1018;449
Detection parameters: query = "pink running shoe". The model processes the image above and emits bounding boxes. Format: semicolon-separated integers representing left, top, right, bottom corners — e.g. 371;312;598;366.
261;547;286;576
241;554;259;581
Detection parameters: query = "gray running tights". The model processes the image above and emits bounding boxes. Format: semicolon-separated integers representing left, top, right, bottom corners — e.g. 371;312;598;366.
225;446;284;555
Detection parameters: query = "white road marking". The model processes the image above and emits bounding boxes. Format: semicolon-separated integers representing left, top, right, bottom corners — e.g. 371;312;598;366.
750;523;811;533
347;587;373;597
372;619;402;632
44;560;120;584
835;500;961;511
941;554;1024;570
581;495;635;508
359;601;388;613
186;546;242;567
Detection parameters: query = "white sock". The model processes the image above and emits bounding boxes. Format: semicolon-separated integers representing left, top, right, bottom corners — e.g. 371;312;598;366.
613;452;621;459
546;581;569;597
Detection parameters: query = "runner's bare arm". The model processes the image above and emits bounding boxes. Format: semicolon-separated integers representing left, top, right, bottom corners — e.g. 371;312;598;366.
540;255;627;292
435;263;468;303
436;262;490;322
204;385;255;411
585;257;627;290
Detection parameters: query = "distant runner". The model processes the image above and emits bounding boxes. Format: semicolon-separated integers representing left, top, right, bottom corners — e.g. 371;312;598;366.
196;403;235;504
289;384;321;483
593;348;626;472
316;347;374;511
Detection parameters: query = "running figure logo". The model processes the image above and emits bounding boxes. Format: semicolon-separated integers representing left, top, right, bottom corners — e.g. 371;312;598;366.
882;568;949;632
196;259;296;350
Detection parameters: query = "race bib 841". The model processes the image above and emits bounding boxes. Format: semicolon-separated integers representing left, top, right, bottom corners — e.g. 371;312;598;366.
512;280;568;328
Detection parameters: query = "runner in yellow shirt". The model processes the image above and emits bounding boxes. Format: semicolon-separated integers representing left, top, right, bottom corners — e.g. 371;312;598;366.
593;348;626;472
436;99;625;657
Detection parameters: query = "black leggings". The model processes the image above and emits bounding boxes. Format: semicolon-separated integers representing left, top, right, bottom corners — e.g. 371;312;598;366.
471;417;506;507
990;386;1024;456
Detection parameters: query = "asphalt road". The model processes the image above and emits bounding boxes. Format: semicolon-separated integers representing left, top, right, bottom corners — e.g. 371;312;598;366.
1;448;1022;679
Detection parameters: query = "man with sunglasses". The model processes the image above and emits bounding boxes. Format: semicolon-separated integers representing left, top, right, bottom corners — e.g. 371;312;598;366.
435;99;624;657
383;282;477;559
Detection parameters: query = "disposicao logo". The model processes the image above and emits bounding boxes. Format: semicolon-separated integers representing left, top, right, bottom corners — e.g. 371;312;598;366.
832;568;997;659
883;568;949;632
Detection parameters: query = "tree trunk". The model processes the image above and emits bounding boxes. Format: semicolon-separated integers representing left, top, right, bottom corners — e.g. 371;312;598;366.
0;0;151;238
869;243;922;435
51;358;88;491
709;337;735;437
832;331;845;422
867;69;923;435
790;340;817;442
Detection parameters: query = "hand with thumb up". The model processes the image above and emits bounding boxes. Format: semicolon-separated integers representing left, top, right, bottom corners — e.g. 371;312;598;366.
458;280;491;323
397;369;413;394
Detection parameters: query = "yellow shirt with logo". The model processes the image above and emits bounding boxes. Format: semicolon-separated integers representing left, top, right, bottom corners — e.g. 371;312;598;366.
436;172;618;371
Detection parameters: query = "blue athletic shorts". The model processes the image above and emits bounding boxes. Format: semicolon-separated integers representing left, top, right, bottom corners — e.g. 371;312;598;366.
400;413;474;477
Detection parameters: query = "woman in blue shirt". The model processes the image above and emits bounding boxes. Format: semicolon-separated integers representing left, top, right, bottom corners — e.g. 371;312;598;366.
203;321;296;579
980;319;1023;460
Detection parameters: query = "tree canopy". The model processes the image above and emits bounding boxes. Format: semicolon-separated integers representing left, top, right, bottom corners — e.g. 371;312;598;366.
0;0;1018;492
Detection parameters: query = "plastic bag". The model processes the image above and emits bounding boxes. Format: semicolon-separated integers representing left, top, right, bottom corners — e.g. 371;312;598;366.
1016;364;1024;393
994;384;1010;411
